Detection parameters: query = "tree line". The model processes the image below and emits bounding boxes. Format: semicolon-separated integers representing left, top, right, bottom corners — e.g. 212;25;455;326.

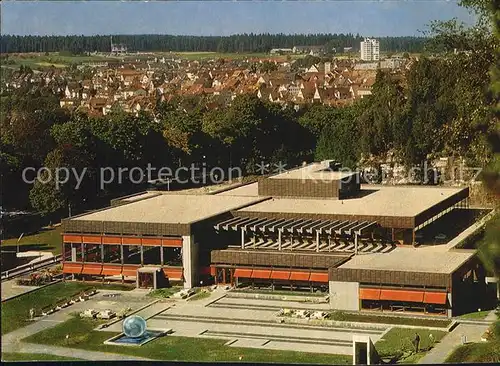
0;34;426;54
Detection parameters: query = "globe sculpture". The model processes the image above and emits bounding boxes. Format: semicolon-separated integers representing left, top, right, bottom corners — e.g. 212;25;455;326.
122;315;147;338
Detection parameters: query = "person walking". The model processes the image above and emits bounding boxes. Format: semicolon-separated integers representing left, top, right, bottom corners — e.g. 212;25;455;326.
413;333;421;353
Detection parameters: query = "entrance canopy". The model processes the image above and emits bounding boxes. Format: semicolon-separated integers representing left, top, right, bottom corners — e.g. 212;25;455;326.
214;216;377;237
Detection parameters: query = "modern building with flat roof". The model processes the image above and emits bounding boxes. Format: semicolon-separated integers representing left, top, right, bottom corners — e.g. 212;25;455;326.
61;161;487;317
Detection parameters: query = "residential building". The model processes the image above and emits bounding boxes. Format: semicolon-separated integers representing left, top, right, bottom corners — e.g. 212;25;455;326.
360;38;380;61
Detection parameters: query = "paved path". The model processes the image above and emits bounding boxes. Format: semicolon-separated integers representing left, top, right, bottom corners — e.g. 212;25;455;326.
485;310;498;322
7;343;152;361
2;289;156;361
1;279;39;301
418;323;489;364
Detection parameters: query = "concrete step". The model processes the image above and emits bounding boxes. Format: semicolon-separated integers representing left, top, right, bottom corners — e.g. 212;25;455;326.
201;329;353;347
155;313;383;334
208;300;329;313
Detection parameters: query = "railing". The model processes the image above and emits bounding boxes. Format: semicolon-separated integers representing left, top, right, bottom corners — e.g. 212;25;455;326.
1;254;62;281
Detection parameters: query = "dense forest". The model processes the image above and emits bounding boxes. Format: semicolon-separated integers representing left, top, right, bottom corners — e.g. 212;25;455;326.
0;34;426;54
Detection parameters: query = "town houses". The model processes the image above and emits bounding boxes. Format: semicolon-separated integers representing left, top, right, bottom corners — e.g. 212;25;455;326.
2;54;410;116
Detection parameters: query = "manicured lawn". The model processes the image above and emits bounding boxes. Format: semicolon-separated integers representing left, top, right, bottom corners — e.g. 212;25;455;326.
457;309;493;320
446;341;500;363
1;352;83;361
329;311;451;328
1;281;95;335
446;319;500;363
82;282;135;292
1;226;62;255
375;327;447;364
187;290;211;301
23;316;351;364
147;287;182;298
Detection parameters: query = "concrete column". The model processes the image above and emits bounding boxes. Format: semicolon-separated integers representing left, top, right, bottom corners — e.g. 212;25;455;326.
160;245;164;266
71;244;77;262
140;245;144;265
241;229;245;249
354;233;358;255
182;235;196;289
81;243;85;262
447;292;453;318
101;244;105;263
120;245;124;264
278;230;282;251
316;231;320;252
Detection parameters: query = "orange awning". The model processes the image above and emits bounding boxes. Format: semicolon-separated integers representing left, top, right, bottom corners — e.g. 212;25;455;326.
102;236;122;245
163;268;183;280
289;271;311;281
82;265;103;275
251;269;272;279
270;270;291;280
122;266;139;277
63;235;82;243
62;263;83;274
359;288;381;300
82;236;101;244
122;237;141;245
424;292;447;305
309;272;329;283
142;238;162;246
162;238;183;247
233;268;253;278
380;289;425;303
101;264;122;276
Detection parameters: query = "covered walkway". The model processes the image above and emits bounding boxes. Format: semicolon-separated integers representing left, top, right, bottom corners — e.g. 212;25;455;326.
215;216;381;253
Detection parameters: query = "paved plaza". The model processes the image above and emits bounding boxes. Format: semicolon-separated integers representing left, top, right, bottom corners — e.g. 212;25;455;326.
102;289;385;355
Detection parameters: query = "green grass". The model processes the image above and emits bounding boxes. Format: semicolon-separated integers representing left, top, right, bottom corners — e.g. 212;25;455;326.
1;226;62;255
23;316;351;364
445;341;500;363
147;287;181;298
82;282;135;291
457;310;493;320
1;352;83;361
5;53;118;69
172;52;301;61
329;311;452;328
187;290;211;301
375;327;447;364
1;281;95;335
446;319;500;363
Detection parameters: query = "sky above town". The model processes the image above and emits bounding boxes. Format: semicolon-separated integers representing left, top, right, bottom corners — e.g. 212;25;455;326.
1;1;477;37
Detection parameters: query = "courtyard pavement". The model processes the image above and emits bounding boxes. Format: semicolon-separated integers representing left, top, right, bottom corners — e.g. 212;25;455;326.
418;323;490;364
1;289;155;361
111;288;387;356
1;279;39;301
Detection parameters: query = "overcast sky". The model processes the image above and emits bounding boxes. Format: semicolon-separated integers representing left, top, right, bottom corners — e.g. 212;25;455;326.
1;1;477;37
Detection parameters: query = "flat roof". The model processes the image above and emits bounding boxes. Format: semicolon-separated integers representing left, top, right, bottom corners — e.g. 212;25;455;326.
122;192;159;202
238;185;466;218
216;182;260;197
72;194;265;224
339;247;475;274
270;161;356;181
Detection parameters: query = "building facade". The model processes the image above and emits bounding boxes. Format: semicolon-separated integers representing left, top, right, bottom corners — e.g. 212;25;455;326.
360;38;380;61
61;161;489;317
